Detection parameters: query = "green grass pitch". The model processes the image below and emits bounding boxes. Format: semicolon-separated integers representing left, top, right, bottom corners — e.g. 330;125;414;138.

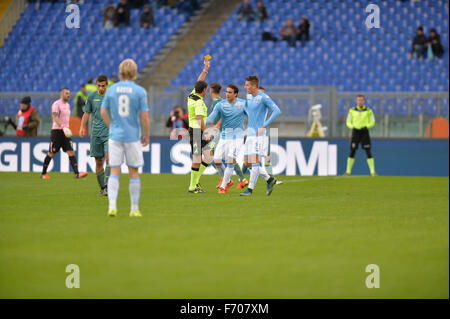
0;172;448;298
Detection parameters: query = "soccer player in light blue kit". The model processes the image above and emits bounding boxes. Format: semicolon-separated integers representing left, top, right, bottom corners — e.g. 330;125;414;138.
100;59;150;217
206;84;246;193
241;75;281;196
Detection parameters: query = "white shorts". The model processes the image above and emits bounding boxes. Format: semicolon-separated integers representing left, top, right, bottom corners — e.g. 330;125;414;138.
109;139;144;168
259;135;269;157
214;138;244;161
244;135;267;156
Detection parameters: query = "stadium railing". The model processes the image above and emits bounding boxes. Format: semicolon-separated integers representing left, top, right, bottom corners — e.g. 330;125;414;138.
0;0;26;48
0;89;448;138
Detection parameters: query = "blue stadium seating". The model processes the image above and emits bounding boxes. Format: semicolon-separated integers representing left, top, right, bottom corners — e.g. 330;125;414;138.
0;1;189;114
171;0;449;116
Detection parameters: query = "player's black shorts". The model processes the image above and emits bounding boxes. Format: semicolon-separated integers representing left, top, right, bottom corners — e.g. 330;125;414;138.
189;127;209;156
49;129;73;153
351;128;371;149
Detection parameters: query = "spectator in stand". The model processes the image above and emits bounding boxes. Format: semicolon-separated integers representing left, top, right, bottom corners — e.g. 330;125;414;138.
177;0;194;16
103;4;116;29
8;96;41;137
237;0;256;22
257;1;268;22
297;16;310;47
280;17;298;47
166;105;189;139
411;26;428;59
428;28;444;58
108;75;117;86
157;0;168;8
140;4;155;28
116;0;131;27
129;0;148;9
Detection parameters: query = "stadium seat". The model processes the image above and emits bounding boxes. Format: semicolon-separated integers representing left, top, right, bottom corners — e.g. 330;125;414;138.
0;0;190;98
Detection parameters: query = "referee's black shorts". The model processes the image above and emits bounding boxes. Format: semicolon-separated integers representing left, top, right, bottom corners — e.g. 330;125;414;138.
351;128;371;149
189;127;209;156
49;129;73;153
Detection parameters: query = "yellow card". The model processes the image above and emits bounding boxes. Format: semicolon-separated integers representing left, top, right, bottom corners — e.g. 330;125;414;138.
204;54;212;60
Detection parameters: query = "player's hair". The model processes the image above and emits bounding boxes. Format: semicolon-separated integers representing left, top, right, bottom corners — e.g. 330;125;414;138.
227;84;239;95
96;74;108;83
210;82;222;94
245;75;259;87
259;86;265;92
195;80;208;94
60;87;69;92
119;58;138;81
357;94;365;99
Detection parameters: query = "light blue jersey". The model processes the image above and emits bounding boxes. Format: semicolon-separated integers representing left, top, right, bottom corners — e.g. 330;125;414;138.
245;91;281;136
101;80;149;142
206;98;246;139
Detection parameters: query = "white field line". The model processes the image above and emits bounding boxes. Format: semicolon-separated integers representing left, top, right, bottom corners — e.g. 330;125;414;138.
281;176;366;183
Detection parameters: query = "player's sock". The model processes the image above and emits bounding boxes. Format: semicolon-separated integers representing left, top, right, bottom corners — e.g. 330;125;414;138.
97;170;106;189
249;163;260;189
214;162;225;177
346;157;355;174
242;163;248;175
189;167;199;191
234;163;245;181
367;158;375;175
194;162;208;186
104;164;110;186
108;174;119;210
221;164;234;188
129;178;140;211
259;158;270;181
69;156;79;175
42;155;52;174
265;160;273;175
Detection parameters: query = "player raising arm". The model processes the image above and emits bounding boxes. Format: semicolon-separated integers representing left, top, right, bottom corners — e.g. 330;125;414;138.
100;59;150;217
187;58;214;194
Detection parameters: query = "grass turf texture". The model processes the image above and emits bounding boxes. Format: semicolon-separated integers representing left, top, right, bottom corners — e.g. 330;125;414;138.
0;172;448;299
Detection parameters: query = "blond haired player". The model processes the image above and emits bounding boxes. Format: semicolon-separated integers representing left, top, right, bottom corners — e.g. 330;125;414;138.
100;59;150;217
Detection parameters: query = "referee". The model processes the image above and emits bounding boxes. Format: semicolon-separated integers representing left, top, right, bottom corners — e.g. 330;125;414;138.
187;58;213;193
345;94;376;176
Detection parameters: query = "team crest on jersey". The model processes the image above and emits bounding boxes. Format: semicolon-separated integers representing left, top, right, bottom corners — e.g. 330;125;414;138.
253;96;262;104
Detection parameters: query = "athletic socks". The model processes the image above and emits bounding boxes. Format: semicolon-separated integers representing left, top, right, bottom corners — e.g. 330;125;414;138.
259;158;271;181
234;163;246;181
194;162;208;186
214;162;225;177
104;164;110;186
242;163;248;175
367;158;375;175
346;157;355;174
108;174;119;210
42;155;52;174
265;160;273;175
221;164;234;189
129;178;141;211
189;167;200;191
249;163;260;189
69;155;79;175
97;170;106;189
